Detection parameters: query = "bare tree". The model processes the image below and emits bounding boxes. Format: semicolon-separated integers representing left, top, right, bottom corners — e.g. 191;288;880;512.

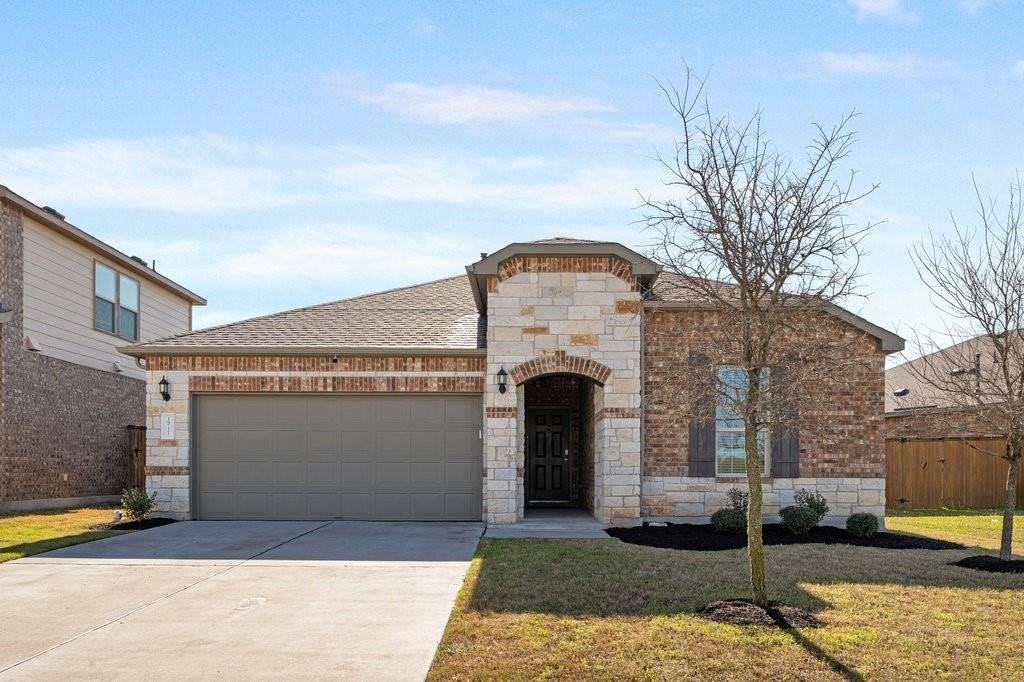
906;176;1024;560
641;67;876;605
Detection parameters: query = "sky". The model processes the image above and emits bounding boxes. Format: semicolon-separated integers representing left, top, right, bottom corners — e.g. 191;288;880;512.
1;0;1022;362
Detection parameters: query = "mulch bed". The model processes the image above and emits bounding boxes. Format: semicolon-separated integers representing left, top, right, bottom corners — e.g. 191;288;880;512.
107;517;177;531
699;599;824;629
606;523;966;551
951;555;1024;573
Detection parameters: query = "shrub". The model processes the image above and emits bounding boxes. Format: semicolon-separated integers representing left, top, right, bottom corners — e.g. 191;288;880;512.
794;489;829;522
725;488;749;512
121;487;157;521
711;508;746;534
780;505;818;534
846;512;880;538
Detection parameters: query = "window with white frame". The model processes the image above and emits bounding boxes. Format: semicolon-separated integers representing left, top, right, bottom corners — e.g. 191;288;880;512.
94;262;140;341
715;366;770;476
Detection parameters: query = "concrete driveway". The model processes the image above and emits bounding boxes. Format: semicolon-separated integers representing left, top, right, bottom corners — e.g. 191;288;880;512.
0;521;482;681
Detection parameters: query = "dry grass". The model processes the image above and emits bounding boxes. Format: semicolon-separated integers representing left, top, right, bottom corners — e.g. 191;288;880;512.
429;516;1024;680
886;508;1024;554
0;507;129;563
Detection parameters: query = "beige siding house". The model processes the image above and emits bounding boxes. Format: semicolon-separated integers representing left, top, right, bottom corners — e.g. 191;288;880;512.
0;185;204;510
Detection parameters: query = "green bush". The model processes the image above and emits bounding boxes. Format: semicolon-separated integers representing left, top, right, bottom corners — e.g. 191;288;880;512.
846;512;880;538
121;487;157;521
711;507;746;534
794;489;829;522
780;505;818;534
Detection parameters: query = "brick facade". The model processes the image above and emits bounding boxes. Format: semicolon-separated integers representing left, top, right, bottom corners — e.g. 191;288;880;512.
0;202;143;508
641;307;887;523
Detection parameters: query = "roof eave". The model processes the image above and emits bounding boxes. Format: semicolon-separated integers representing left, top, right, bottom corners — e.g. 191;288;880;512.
469;241;661;276
0;185;207;305
642;299;906;354
119;344;488;358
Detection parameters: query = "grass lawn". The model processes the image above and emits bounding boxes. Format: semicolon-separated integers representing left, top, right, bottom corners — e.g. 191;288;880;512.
0;507;131;563
429;512;1024;681
886;508;1024;554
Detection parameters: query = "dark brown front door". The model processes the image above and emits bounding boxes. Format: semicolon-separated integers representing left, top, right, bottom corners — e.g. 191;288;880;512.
526;409;570;502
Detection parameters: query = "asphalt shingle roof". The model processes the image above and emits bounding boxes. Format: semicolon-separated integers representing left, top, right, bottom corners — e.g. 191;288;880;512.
127;275;485;353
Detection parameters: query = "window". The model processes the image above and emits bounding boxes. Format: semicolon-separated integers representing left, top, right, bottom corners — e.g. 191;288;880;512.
94;262;140;341
715;367;769;476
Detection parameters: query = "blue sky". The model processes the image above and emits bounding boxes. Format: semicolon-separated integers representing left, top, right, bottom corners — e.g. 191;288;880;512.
1;0;1022;358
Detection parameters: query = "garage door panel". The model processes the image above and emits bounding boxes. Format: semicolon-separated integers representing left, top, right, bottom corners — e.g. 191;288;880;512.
235;429;273;456
410;462;443;488
307;430;341;455
411;432;443;458
341;431;374;457
376;431;410;458
196;395;481;520
443;431;478;459
234;398;273;427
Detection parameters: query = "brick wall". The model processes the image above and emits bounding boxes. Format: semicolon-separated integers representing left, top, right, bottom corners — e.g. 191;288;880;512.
641;307;887;523
0;202;143;506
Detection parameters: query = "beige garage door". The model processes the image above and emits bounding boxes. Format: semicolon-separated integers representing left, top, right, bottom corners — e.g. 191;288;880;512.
194;395;482;520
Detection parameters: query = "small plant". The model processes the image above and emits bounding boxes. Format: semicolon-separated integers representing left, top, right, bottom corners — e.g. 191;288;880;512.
120;487;157;521
846;512;880;538
794;489;829;523
711;508;746;534
725;487;749;513
779;505;819;535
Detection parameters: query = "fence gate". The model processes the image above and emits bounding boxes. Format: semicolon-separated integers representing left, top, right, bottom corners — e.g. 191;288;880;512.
128;426;147;489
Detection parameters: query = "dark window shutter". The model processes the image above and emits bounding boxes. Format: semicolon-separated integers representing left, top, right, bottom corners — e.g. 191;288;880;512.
770;366;800;478
688;352;716;477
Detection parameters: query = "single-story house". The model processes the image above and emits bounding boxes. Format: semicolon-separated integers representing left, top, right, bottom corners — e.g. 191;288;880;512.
0;185;204;511
123;238;902;525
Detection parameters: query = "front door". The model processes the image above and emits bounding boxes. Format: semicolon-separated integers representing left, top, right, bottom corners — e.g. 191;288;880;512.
526;409;570;503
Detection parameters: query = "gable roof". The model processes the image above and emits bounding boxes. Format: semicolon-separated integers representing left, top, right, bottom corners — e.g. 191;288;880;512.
0;185;206;305
122;275;485;356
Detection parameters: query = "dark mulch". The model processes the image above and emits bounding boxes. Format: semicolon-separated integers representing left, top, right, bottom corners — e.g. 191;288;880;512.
951;555;1024;573
699;599;824;629
606;523;966;551
108;517;177;531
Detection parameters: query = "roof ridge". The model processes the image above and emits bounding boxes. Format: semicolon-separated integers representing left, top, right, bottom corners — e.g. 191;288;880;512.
130;273;471;347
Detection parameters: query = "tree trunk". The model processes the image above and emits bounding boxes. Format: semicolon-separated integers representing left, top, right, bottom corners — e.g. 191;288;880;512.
1000;438;1020;561
745;370;767;606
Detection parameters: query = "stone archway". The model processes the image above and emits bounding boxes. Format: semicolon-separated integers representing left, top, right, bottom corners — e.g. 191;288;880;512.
509;351;612;386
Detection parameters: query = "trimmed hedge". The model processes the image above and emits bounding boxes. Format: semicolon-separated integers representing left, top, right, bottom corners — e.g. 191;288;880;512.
846;512;880;538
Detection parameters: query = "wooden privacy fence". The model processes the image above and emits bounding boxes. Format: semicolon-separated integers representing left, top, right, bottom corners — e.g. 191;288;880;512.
886;437;1024;509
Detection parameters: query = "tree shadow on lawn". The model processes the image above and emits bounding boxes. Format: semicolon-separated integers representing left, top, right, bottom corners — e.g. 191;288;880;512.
463;538;1024;681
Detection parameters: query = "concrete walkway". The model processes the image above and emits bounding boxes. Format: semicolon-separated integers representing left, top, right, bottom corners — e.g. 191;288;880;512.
0;520;482;681
484;508;610;538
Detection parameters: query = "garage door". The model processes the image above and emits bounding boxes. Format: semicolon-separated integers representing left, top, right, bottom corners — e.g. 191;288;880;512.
194;395;482;520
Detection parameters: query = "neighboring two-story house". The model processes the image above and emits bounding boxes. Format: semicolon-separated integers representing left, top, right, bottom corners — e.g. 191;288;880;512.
125;238;901;526
0;185;204;511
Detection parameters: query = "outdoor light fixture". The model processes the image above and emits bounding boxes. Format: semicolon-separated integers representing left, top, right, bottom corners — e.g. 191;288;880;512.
496;367;508;394
158;376;171;402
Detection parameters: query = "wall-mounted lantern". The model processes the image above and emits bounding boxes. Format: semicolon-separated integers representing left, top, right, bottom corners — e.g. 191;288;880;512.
158;376;171;402
496;367;508;394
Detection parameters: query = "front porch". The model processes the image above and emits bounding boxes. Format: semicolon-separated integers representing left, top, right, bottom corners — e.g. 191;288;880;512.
483;507;608;538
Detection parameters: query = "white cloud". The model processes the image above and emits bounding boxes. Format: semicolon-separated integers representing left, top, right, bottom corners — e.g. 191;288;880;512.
1014;60;1024;77
0;134;647;213
324;72;612;124
808;52;950;79
848;0;918;21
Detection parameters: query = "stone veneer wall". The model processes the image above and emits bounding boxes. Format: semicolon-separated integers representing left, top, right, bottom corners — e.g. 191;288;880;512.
483;259;643;525
143;354;485;518
0;202;143;507
642;307;888;523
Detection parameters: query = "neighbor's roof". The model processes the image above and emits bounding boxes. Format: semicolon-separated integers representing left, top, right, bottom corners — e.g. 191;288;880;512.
885;335;1002;413
0;185;206;305
122;275;486;356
